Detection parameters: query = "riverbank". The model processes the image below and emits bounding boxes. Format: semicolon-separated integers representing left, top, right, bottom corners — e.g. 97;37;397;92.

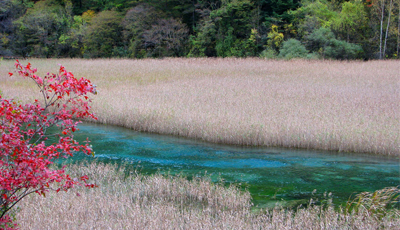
1;58;398;155
15;163;400;229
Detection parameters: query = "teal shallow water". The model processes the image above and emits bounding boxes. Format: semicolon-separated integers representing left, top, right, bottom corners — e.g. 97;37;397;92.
68;123;400;208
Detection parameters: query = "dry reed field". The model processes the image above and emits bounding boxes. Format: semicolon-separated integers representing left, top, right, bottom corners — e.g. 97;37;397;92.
0;58;399;155
14;163;400;229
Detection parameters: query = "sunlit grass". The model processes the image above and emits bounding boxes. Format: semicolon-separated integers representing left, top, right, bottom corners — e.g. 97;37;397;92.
0;58;398;155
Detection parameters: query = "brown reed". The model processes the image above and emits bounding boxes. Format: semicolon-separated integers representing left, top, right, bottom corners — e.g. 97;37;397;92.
14;163;400;229
0;58;399;156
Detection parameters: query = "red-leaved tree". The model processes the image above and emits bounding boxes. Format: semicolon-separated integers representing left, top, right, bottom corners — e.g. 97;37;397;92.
0;61;97;228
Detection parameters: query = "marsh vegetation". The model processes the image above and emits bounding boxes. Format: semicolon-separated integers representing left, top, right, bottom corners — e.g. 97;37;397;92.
15;163;400;229
1;58;398;155
1;58;399;228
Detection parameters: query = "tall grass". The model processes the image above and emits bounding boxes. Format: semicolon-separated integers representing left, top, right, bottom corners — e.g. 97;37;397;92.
15;163;400;229
345;186;400;219
0;58;398;155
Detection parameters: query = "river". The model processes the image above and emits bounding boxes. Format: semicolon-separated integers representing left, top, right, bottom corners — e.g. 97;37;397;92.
65;122;400;209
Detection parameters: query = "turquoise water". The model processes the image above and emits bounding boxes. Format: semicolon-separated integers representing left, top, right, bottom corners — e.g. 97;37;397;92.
68;123;400;208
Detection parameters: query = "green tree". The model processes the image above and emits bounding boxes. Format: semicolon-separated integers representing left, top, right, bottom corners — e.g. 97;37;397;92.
122;4;163;58
290;0;338;37
259;0;300;32
83;10;123;57
306;27;362;59
188;0;260;57
146;0;198;33
188;17;217;57
3;0;388;59
70;0;136;14
332;0;368;43
143;18;189;57
13;0;69;57
212;0;257;57
188;0;220;57
0;0;29;56
57;13;91;57
330;0;370;57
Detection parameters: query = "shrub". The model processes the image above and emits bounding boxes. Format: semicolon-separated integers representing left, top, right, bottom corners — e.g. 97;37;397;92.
278;39;309;59
260;48;278;59
325;39;363;60
306;27;363;59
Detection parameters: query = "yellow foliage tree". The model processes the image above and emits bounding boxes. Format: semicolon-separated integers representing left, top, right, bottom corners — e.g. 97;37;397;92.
267;25;284;50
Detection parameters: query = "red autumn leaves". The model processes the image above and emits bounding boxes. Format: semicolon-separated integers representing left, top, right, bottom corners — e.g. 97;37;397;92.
1;61;97;228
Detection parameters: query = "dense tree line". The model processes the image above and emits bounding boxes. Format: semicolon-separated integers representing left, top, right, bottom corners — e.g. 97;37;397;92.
0;0;399;59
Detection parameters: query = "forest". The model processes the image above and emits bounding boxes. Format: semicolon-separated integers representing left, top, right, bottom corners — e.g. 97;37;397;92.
0;0;399;59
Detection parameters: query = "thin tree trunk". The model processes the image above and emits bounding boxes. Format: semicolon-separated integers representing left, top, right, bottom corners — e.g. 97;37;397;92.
192;0;195;30
380;0;385;59
383;0;393;58
397;0;400;57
